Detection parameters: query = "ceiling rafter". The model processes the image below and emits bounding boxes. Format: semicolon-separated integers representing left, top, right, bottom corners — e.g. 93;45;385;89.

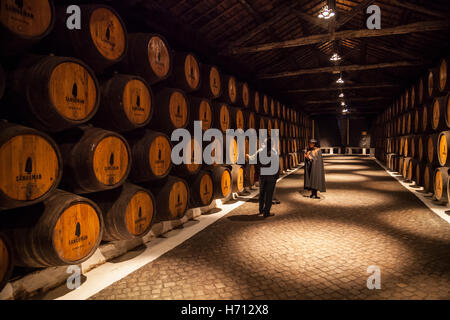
258;60;425;80
228;19;450;55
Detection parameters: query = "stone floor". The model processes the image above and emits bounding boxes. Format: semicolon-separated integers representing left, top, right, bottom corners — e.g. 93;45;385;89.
91;156;450;300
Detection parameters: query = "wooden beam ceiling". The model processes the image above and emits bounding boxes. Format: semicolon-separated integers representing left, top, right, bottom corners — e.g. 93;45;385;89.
284;83;399;94
304;97;389;104
228;19;450;55
258;60;424;79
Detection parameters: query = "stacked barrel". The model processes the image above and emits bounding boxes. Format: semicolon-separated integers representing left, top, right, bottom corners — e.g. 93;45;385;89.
374;57;450;204
0;1;312;289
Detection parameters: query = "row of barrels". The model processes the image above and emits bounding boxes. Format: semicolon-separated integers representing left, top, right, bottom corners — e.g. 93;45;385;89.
0;1;309;126
0;1;310;291
0;161;257;288
379;57;450;123
386;154;450;205
0;54;309;136
0;139;303;291
380;94;450;138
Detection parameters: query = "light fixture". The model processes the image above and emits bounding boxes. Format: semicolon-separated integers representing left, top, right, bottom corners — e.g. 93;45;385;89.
318;5;335;19
341;101;346;106
342;107;349;114
330;53;341;61
336;76;344;84
339;92;344;98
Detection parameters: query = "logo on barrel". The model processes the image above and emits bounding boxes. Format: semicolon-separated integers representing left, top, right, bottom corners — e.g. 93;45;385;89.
16;157;42;182
6;0;34;19
69;222;88;245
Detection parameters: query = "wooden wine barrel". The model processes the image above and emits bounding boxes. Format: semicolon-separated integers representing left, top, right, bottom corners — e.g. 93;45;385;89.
280;121;285;137
282;104;286;120
173;138;202;177
151;88;189;133
258;116;266;130
197;64;221;99
407;157;414;182
418;135;426;162
247;111;256;129
58;127;131;194
403;136;410;157
0;122;62;210
410;136;417;158
222;75;238;105
187;96;213;131
427;133;440;165
262;95;269;115
434;167;449;204
267;118;273;136
0;232;13;291
7;55;100;132
398;156;404;175
403;157;412;181
253;91;261;113
213;102;231;133
410;84;416;109
404;90;410;111
244;164;256;187
3;190;103;268
414;160;424;187
435;95;450;129
169;52;201;92
0;64;5;100
396;116;402;135
86;183;155;241
438;130;450;166
386;153;396;171
399;136;405;156
230;107;245;130
119;33;171;84
427;69;436;102
188;171;214;208
437;57;450;93
51;4;127;72
150;176;189;221
279;155;285;174
421;104;432;133
94;74;153;132
276;101;281;118
127;129;172;182
270;98;276;117
413;108;420;133
423;163;435;194
431;95;449;131
0;0;55;55
211;166;232;199
238;82;250;108
224;136;239;165
405;112;412;134
231;165;245;194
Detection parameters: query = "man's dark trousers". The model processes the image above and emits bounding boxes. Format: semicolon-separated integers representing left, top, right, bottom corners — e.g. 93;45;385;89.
259;174;277;215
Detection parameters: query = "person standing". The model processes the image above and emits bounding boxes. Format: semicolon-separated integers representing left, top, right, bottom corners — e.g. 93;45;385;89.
246;138;279;218
304;139;326;199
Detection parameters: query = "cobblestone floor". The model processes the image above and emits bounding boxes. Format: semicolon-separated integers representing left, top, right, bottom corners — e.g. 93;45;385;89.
91;156;450;300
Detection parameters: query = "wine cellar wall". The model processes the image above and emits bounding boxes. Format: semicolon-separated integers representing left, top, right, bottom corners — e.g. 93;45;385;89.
0;1;312;292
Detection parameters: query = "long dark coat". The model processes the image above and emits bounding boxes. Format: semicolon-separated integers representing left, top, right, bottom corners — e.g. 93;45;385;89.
304;148;326;192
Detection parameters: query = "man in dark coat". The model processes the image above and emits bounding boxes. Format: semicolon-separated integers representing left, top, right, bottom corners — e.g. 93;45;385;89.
246;138;279;218
304;139;326;199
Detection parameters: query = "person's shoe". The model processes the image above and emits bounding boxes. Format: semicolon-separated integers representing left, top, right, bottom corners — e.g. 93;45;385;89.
258;211;264;215
263;213;275;218
273;199;281;204
311;195;320;199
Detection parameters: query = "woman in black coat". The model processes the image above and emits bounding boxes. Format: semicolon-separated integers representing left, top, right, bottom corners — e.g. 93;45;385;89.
304;139;326;199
